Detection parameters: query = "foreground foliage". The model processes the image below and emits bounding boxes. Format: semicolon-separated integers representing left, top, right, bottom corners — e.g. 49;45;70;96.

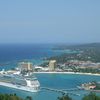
0;93;32;100
0;93;23;100
57;94;72;100
58;92;100;100
82;92;100;100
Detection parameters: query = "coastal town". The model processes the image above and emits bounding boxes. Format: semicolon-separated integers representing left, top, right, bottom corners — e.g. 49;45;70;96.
3;59;100;74
34;60;100;74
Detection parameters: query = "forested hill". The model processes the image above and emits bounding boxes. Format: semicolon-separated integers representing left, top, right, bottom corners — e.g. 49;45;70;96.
51;43;100;63
53;43;100;50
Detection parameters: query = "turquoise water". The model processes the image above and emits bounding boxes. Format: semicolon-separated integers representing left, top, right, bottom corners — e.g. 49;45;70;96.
0;74;99;100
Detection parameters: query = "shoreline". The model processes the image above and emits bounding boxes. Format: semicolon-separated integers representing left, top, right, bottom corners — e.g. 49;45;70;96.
33;71;100;76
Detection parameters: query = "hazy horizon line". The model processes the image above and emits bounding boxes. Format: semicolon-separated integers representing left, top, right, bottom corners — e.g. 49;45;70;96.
0;42;100;45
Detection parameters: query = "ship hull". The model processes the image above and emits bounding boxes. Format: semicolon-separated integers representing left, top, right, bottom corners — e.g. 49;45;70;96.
0;81;39;92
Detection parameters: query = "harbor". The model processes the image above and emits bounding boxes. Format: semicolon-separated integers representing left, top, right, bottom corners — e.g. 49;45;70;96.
0;70;100;100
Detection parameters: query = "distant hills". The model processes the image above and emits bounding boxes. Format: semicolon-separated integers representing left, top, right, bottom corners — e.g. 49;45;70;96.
53;43;100;50
52;43;100;62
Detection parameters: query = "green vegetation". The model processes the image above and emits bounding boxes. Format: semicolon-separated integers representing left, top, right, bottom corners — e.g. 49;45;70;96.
73;68;100;74
40;61;49;67
0;93;22;100
58;92;100;100
57;94;72;100
52;43;100;63
82;92;100;100
0;93;32;100
93;82;100;90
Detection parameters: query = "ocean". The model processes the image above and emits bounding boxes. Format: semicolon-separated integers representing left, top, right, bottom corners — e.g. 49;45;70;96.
0;44;61;70
0;44;99;100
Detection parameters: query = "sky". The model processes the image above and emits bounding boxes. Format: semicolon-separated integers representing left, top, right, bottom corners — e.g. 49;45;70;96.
0;0;100;44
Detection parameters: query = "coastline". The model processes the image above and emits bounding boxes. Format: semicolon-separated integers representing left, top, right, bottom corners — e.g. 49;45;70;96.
33;71;100;76
7;70;100;76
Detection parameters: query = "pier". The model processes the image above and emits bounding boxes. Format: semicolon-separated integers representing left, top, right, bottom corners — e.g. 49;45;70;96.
61;87;84;91
40;87;81;96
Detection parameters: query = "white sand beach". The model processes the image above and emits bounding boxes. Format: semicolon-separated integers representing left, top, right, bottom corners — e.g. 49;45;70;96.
33;71;100;76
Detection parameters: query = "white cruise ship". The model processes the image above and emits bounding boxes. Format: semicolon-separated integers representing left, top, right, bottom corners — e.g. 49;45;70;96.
0;72;40;92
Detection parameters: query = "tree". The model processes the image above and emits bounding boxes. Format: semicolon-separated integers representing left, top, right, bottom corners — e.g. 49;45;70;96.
25;96;32;100
82;92;100;100
0;93;23;100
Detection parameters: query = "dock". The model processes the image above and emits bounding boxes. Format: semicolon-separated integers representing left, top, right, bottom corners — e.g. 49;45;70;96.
40;87;81;96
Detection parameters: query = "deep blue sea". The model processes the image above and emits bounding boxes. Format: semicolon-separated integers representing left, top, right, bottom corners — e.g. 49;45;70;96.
0;44;56;62
0;44;61;70
0;44;99;100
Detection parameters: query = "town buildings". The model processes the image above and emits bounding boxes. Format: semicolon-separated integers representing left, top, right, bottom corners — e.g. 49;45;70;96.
49;60;56;71
19;62;33;72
